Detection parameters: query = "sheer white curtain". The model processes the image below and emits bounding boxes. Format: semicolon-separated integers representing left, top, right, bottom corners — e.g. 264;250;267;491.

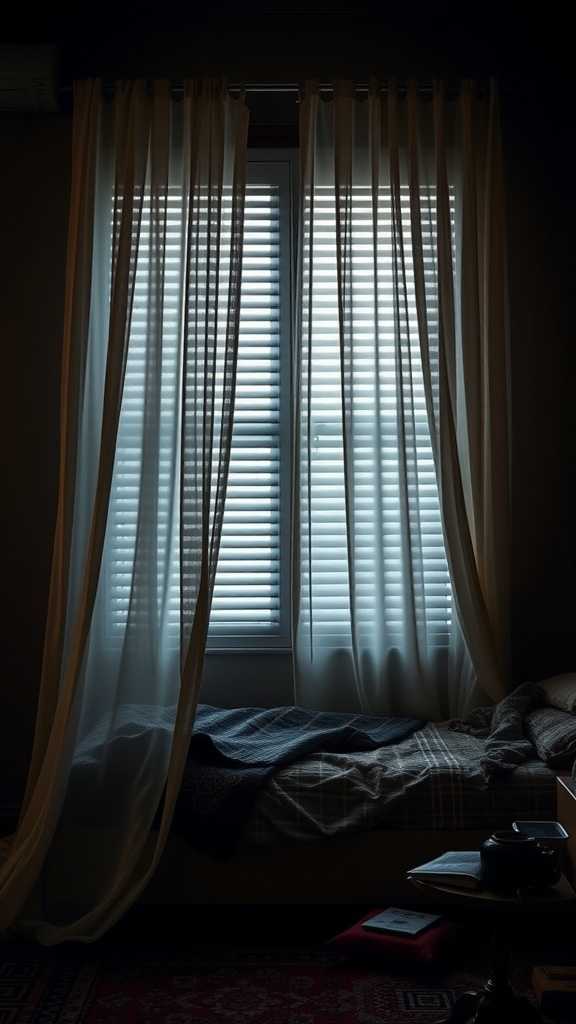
0;78;248;942
294;81;509;719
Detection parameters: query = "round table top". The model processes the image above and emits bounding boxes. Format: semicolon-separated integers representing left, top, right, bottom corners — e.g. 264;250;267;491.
408;873;576;904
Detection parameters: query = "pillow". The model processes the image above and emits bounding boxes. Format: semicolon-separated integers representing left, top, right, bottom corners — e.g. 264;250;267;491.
327;910;458;962
538;674;576;714
526;707;576;766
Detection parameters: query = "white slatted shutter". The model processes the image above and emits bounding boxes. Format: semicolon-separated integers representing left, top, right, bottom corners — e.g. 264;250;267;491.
300;185;454;647
108;158;291;647
210;162;291;642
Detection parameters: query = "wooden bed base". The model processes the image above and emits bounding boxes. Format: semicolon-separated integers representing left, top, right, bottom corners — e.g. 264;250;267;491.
41;825;491;912
145;829;491;906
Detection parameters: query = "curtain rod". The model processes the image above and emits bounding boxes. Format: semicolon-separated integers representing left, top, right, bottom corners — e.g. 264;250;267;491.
231;83;439;94
62;78;483;98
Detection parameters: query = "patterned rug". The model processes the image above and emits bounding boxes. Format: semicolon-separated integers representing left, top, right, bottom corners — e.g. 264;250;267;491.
0;944;488;1024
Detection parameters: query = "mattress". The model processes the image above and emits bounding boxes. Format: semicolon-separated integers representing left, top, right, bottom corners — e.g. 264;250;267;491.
244;722;557;845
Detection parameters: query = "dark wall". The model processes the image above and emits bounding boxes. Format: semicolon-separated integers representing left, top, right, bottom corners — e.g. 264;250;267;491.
503;83;576;681
0;117;70;789
1;10;574;787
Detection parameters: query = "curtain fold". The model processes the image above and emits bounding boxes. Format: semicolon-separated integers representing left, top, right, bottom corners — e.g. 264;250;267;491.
0;78;248;942
293;80;509;718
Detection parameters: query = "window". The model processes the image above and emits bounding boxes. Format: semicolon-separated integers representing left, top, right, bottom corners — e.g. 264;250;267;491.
108;157;452;655
108;156;294;650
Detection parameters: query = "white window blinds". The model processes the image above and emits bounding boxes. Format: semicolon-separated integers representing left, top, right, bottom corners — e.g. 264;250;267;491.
210;162;291;641
108;159;291;645
299;185;455;649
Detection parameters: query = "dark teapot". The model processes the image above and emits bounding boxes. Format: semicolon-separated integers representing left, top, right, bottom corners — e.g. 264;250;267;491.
480;831;561;892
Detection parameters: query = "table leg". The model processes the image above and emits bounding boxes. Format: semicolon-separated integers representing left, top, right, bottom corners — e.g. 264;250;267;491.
437;930;542;1023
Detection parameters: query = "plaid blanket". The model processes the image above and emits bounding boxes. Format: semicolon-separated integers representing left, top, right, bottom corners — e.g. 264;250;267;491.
173;705;423;854
244;722;557;846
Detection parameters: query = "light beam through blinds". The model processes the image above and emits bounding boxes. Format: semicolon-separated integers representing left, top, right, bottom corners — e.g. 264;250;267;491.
107;162;289;644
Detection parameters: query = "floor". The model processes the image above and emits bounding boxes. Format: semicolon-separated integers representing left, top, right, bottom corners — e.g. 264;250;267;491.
1;905;574;1022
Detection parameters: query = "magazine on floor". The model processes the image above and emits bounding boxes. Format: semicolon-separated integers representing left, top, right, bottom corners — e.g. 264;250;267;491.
361;908;443;937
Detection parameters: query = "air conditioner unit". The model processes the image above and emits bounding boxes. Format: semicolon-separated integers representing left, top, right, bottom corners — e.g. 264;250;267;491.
0;45;59;112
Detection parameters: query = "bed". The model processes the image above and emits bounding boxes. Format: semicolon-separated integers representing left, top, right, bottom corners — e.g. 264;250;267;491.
143;684;576;906
13;680;576;910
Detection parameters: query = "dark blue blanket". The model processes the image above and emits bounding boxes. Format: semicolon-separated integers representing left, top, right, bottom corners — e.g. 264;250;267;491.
172;704;423;855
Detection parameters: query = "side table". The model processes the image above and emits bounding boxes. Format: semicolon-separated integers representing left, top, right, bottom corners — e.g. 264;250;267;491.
409;874;576;1023
556;774;576;887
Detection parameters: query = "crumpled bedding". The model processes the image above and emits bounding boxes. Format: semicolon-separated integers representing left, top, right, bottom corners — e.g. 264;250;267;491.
448;681;545;779
173;705;422;854
243;720;557;846
242;683;565;847
69;703;422;855
65;682;565;855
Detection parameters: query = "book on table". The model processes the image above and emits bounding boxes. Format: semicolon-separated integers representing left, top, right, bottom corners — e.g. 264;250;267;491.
407;851;482;891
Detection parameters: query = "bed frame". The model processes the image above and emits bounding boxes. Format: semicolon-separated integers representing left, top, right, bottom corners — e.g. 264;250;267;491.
143;775;576;906
144;828;491;906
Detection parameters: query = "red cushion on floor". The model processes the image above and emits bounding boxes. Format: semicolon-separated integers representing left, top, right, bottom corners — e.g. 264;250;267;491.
328;909;458;961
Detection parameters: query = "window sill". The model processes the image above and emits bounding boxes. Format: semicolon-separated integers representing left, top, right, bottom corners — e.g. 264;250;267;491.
205;645;292;655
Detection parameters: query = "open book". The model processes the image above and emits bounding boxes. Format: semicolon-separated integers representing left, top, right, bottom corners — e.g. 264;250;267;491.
407;851;482;891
